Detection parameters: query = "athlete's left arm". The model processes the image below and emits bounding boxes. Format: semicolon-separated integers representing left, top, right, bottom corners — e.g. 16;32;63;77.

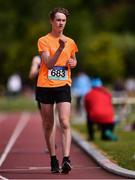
29;57;40;79
68;54;77;69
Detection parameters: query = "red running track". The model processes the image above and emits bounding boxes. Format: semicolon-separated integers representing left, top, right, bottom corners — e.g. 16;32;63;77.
0;112;124;179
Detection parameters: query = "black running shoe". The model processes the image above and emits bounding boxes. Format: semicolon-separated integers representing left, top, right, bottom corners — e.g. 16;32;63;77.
61;160;72;174
51;159;60;173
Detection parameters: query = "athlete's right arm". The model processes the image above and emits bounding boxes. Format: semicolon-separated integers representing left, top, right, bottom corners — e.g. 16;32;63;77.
40;38;66;69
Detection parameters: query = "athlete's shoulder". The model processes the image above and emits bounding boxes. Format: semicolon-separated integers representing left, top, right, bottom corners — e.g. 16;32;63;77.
66;36;78;47
38;33;50;42
66;36;75;43
66;36;78;52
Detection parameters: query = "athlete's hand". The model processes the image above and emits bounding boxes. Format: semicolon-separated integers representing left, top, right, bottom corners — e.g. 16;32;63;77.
59;37;67;49
67;58;77;68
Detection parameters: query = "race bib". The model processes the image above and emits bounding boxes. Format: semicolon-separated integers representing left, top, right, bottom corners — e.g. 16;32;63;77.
48;66;68;80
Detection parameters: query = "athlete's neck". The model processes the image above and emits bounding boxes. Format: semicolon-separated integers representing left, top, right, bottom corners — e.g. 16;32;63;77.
50;31;63;38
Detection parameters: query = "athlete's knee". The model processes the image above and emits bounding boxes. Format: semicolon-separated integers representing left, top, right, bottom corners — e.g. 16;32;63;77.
43;120;54;131
60;118;70;130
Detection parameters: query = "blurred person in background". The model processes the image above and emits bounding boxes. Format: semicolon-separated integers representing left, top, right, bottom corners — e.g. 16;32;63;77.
29;55;42;110
29;55;57;153
72;71;91;114
7;73;22;97
125;77;135;96
29;55;41;80
113;78;127;98
112;78;132;131
84;78;118;141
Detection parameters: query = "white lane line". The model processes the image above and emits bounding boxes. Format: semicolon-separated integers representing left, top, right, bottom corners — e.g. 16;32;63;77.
6;179;88;180
0;175;9;180
0;165;100;172
0;112;30;167
0;167;50;172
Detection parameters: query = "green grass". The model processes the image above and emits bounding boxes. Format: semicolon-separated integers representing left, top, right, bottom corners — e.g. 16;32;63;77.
0;95;37;112
72;123;135;171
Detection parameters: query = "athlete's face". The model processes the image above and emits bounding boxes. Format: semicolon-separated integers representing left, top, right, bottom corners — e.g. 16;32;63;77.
51;12;67;33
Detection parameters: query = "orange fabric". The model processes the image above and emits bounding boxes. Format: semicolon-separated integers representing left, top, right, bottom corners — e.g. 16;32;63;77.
37;33;78;87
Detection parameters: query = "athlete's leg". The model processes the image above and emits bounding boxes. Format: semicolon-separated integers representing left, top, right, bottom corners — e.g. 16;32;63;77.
41;103;60;173
57;102;71;156
41;103;56;156
57;102;72;173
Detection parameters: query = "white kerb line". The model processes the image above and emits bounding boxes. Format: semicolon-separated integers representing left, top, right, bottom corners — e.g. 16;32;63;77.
0;175;9;180
0;112;30;167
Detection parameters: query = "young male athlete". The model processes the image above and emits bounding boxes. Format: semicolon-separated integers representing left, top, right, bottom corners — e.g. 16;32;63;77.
36;7;78;174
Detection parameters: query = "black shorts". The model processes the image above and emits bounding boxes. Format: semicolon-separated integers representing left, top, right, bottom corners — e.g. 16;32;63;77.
36;84;71;104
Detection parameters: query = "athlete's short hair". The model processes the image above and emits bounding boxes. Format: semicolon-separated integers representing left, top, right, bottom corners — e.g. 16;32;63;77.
49;7;70;20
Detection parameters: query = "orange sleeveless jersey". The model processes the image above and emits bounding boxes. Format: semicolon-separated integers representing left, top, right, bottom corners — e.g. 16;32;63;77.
37;33;78;88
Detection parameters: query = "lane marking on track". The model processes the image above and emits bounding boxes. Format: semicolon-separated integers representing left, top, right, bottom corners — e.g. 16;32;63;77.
0;112;30;167
0;167;50;172
0;165;100;172
0;175;9;180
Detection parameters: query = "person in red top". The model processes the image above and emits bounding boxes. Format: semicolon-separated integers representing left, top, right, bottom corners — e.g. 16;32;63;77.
84;78;118;141
36;7;78;174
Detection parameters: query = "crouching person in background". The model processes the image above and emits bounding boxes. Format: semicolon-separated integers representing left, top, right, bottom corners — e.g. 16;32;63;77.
84;78;118;141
